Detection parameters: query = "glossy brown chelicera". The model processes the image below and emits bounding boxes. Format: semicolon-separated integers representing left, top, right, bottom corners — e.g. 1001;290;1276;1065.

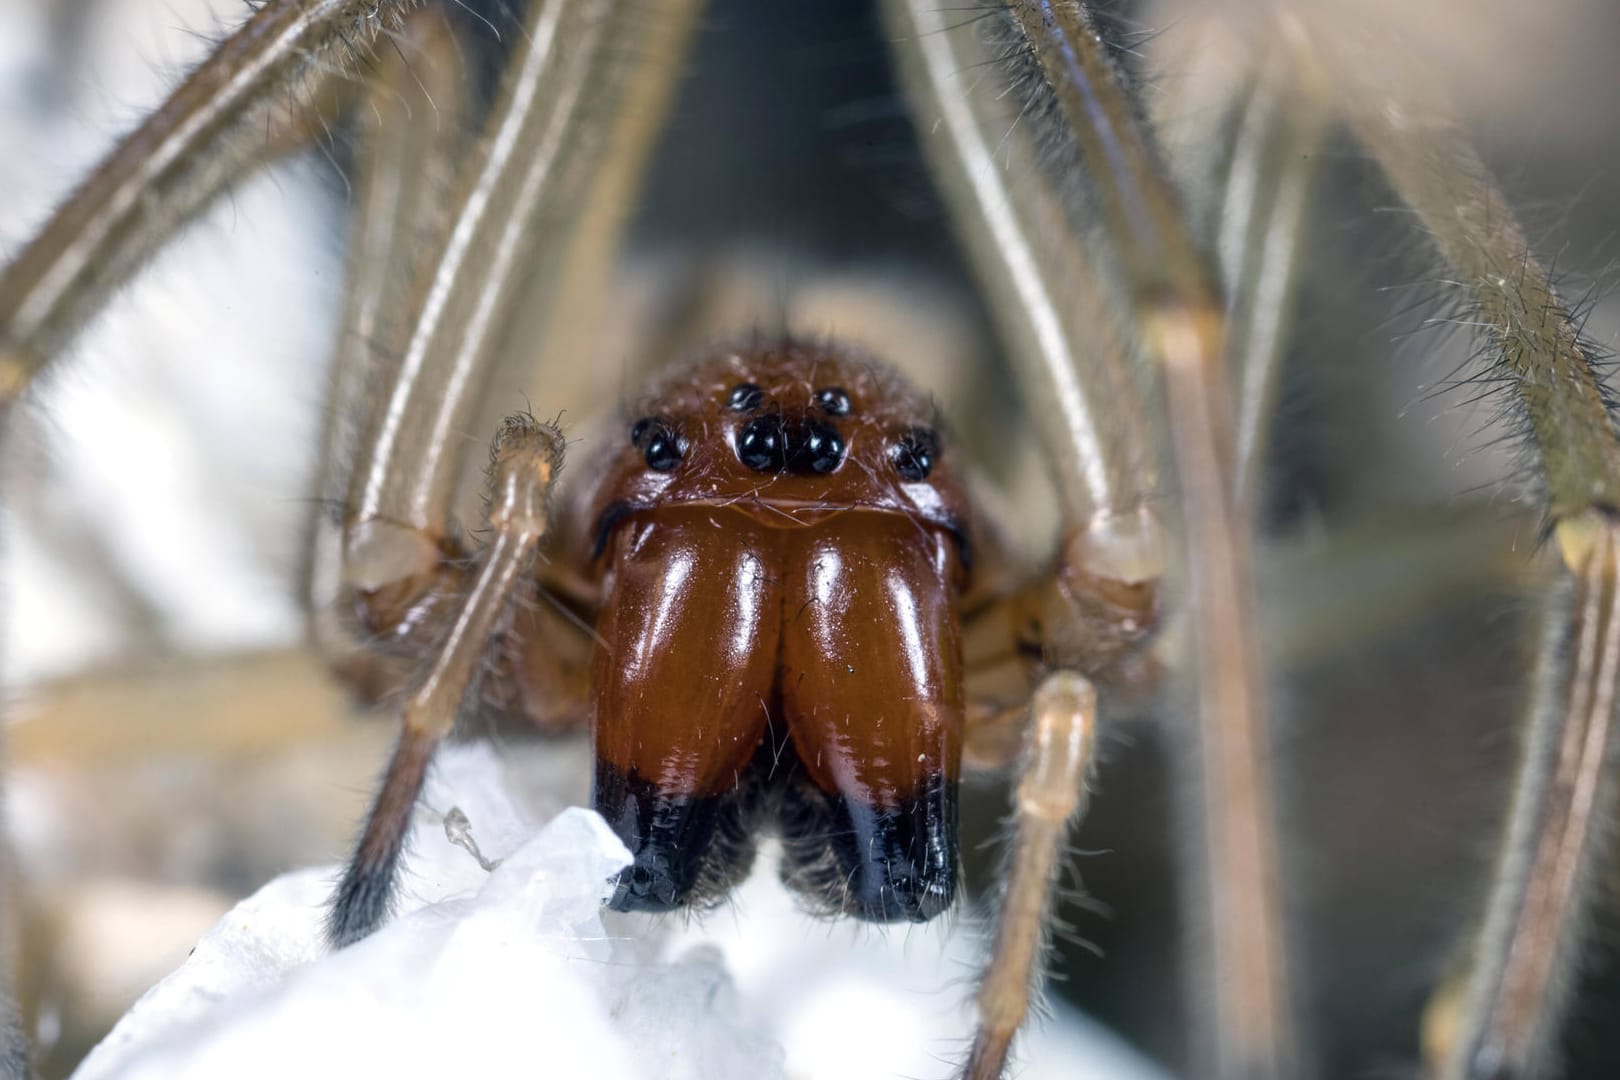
563;342;974;921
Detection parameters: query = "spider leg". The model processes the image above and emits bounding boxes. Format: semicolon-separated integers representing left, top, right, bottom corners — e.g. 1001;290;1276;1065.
888;2;1295;1075
328;416;564;947
323;0;702;941
1430;519;1620;1080
962;672;1099;1080
336;0;700;631
1288;18;1620;1077
1213;68;1328;505
1156;23;1328;504
882;0;1162;577
1000;7;1296;1076
304;8;473;698
0;0;407;404
881;0;1164;725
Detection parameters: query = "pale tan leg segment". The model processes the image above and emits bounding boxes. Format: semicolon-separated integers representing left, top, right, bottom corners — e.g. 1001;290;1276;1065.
965;672;1099;1080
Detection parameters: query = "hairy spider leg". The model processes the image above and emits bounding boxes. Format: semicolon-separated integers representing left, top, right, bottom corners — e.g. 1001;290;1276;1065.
1285;15;1620;1076
0;0;417;404
964;673;1098;1080
329;416;565;946
322;0;701;944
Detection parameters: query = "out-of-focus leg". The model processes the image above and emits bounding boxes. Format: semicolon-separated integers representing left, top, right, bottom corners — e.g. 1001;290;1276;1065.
303;7;472;698
1287;15;1620;1075
0;0;395;402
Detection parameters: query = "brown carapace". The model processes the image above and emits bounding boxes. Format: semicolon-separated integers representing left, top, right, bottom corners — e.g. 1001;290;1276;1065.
564;342;971;920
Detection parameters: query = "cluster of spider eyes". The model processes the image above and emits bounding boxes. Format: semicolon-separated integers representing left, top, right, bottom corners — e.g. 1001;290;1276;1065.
627;383;938;481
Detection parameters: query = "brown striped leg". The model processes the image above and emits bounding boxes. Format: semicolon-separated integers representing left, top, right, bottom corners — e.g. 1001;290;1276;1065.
0;0;399;403
887;5;1290;1071
327;417;563;947
1274;15;1620;1074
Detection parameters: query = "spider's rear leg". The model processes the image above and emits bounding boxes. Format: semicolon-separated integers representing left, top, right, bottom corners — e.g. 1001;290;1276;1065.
328;417;564;947
1270;16;1620;1075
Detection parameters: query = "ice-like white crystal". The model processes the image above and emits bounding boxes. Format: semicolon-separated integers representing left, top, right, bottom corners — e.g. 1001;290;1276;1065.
75;745;1166;1080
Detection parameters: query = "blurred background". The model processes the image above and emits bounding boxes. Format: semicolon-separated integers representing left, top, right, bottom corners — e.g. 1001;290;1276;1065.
3;0;1620;1076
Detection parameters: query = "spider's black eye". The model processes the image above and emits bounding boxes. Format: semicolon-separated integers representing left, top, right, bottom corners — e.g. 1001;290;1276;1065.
814;386;851;417
737;416;787;473
892;427;939;481
631;416;684;472
793;420;845;475
727;383;765;412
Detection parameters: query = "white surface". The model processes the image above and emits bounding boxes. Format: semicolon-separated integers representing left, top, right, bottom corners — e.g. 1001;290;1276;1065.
75;744;1168;1080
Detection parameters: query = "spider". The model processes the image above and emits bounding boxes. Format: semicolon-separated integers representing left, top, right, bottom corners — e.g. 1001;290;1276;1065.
2;0;1619;1078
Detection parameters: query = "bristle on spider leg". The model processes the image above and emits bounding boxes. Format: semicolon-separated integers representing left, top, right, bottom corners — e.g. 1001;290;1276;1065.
1325;35;1620;541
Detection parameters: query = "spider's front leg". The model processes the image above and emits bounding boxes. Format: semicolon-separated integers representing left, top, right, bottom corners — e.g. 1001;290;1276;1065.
954;513;1161;1080
328;415;565;946
317;0;703;943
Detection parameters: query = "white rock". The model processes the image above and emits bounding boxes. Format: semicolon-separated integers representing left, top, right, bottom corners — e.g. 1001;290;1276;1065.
75;745;1166;1080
